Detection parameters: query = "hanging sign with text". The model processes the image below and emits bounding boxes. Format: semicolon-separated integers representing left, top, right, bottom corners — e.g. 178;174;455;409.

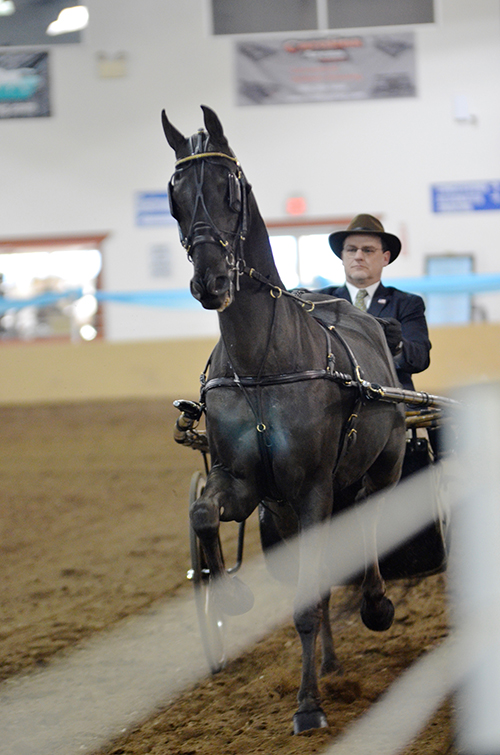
236;32;416;106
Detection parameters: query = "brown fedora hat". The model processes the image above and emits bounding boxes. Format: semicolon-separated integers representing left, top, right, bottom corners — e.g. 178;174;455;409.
328;214;401;263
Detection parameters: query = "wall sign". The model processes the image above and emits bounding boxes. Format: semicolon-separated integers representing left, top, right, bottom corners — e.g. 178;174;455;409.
236;32;416;106
149;244;172;278
432;181;500;213
136;192;176;226
0;51;50;119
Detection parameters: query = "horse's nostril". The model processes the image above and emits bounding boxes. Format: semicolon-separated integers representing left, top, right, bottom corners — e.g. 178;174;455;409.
190;279;203;299
190;275;229;303
206;276;228;295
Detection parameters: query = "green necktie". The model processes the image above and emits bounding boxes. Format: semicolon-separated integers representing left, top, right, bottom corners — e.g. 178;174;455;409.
354;289;368;311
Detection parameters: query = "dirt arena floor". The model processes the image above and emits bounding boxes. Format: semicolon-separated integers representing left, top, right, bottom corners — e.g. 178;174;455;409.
0;398;455;754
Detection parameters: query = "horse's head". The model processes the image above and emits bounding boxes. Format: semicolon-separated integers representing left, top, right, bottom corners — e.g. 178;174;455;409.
161;106;250;312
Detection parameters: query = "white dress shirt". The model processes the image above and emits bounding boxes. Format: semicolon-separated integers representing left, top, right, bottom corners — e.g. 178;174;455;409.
345;280;381;311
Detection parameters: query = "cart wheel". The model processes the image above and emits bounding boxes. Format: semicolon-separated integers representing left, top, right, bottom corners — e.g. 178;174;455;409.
188;471;226;674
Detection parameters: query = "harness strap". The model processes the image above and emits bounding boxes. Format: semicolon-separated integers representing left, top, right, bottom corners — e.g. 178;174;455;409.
325;324;365;383
200;320;353;400
201;371;459;410
201;368;353;397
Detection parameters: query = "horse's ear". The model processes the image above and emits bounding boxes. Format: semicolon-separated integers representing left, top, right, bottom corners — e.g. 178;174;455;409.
161;109;187;153
201;105;229;147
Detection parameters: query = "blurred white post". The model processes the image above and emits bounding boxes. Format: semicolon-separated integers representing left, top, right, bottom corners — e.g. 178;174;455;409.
451;383;500;754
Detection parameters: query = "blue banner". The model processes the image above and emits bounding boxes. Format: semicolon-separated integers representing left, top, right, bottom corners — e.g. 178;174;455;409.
1;274;499;314
432;180;500;213
387;273;500;295
0;289;82;315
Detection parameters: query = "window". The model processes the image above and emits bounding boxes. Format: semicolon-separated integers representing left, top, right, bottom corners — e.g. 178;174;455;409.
209;0;435;35
326;0;435;29
211;0;318;35
267;219;348;289
425;254;473;325
0;235;105;342
0;1;83;46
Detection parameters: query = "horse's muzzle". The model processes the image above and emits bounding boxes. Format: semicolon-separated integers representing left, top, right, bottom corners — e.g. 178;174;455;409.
190;274;233;311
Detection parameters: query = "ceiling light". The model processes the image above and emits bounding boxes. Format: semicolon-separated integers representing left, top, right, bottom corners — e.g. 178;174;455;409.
0;0;15;16
46;5;89;36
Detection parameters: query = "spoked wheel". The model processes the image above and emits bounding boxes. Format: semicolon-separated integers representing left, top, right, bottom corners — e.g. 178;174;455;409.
188;471;226;674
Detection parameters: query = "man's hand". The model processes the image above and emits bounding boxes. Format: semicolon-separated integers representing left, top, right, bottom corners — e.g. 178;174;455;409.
377;317;403;356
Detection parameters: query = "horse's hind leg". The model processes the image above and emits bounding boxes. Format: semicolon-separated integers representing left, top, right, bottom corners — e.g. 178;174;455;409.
356;492;395;632
357;433;403;632
360;558;395;632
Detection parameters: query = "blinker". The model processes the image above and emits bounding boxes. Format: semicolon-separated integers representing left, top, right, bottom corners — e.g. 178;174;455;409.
167;179;180;221
228;171;242;213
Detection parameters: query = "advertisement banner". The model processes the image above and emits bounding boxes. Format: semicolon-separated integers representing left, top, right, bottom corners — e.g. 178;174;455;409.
0;51;50;119
236;32;416;106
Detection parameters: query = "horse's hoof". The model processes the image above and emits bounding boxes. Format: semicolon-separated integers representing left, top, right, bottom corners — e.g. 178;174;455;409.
360;595;395;632
213;575;254;616
293;709;328;734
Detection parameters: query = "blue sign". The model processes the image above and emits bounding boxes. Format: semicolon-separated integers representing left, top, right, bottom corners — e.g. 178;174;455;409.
136;191;176;226
432;180;500;213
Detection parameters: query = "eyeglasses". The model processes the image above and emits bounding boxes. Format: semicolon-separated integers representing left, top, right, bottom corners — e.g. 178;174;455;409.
343;245;383;256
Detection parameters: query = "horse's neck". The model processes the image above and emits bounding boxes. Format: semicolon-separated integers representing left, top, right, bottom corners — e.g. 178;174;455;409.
217;209;321;376
241;199;282;284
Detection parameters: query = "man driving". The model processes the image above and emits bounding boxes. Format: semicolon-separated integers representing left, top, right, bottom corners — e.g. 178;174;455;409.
315;214;431;391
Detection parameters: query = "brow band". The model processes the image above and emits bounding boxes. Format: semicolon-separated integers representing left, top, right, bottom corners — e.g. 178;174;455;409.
175;152;240;167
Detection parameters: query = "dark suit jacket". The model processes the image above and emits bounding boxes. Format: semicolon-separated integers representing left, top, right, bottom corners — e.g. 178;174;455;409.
316;282;431;390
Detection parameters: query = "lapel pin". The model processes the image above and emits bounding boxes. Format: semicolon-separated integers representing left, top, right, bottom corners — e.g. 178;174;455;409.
377;299;387;304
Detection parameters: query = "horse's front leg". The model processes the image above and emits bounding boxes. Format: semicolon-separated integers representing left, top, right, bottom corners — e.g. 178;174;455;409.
293;593;326;732
293;484;333;734
190;465;256;616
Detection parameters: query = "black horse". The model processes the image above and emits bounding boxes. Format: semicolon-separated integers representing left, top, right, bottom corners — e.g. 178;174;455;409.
162;106;406;733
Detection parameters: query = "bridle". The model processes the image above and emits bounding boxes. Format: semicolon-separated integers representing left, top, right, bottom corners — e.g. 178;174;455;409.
169;129;330;307
168;130;250;286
